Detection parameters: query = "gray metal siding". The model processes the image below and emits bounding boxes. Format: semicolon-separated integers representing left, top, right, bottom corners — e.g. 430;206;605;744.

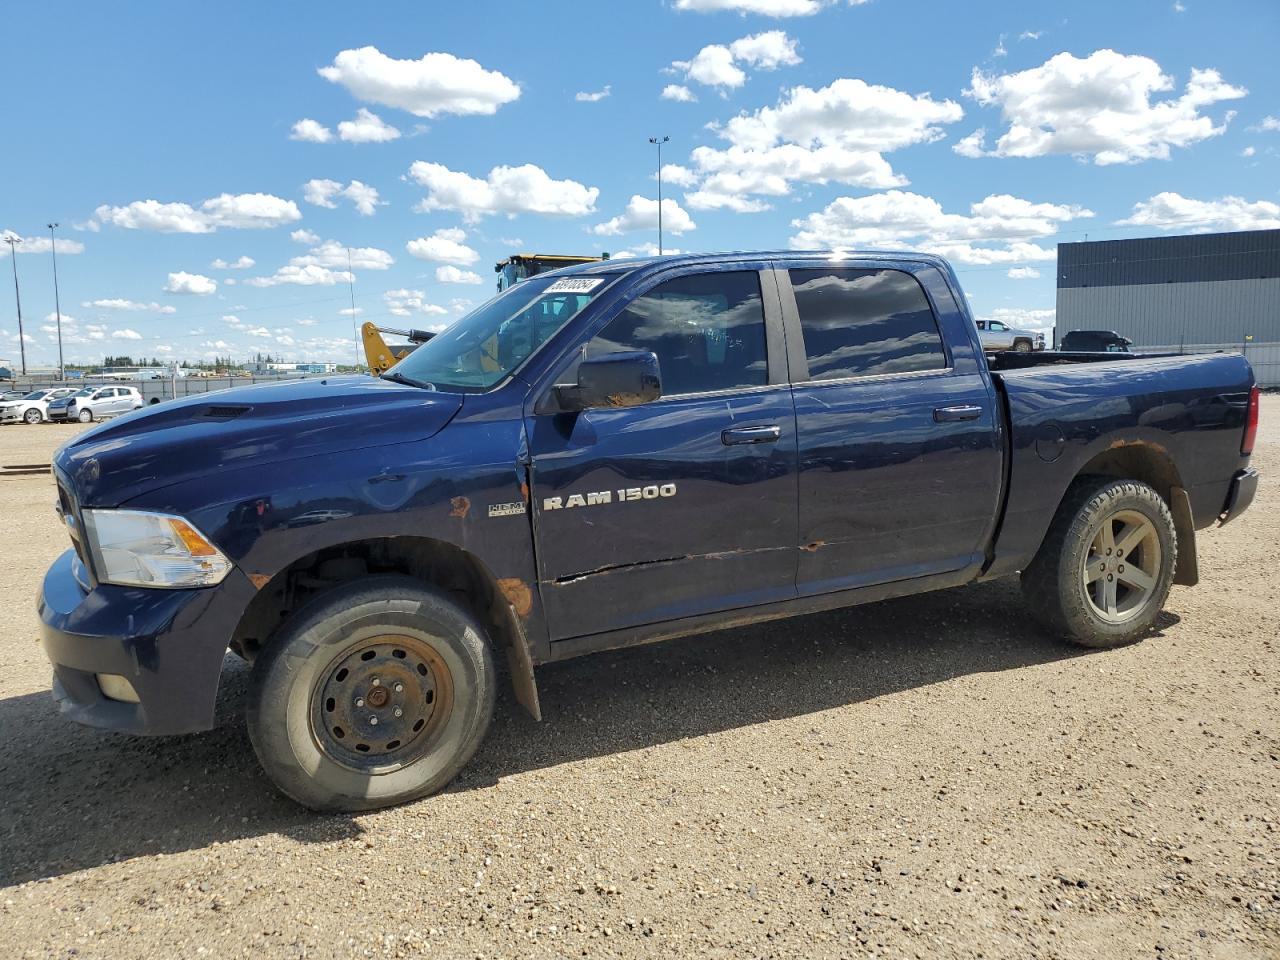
1056;278;1280;346
1058;229;1280;288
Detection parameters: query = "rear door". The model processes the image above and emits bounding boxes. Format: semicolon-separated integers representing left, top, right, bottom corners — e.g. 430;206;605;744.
526;263;799;640
778;261;1003;595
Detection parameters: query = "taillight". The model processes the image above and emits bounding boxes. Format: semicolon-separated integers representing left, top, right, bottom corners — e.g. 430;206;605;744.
1242;385;1259;456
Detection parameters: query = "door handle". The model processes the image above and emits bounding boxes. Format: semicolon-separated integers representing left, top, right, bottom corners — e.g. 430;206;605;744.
722;424;782;445
933;405;983;422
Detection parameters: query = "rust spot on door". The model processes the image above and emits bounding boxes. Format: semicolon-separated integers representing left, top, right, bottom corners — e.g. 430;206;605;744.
449;496;471;519
248;573;271;590
496;578;534;618
800;541;825;553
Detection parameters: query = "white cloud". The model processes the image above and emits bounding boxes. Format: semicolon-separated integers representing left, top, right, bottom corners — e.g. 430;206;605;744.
610;243;684;259
1116;192;1280;232
678;77;963;210
246;326;272;338
575;86;611;102
97;193;301;232
111;328;143;340
318;46;520;118
338;108;401;143
406;227;480;265
963;50;1247;164
435;265;484;285
660;164;699;187
295;318;319;326
1007;266;1041;279
592;196;697;236
1248;115;1280;132
789;190;1092;264
662;84;697;103
449;298;474;314
338;307;364;317
673;0;844;15
1242;146;1256;157
247;237;393;287
952;128;987;158
290;118;334;143
291;228;320;244
408;161;599;221
672;31;800;91
82;298;177;313
0;231;85;256
384;288;450;318
303;179;383;215
210;255;255;270
164;271;218;295
1018;30;1043;41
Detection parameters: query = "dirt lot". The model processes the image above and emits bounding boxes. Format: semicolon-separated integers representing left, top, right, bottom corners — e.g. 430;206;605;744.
0;403;1276;960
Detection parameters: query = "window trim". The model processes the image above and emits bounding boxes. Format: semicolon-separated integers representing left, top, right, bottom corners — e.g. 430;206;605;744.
773;262;955;385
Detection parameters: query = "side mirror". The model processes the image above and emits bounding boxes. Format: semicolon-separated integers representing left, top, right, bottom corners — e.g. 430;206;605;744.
556;351;662;411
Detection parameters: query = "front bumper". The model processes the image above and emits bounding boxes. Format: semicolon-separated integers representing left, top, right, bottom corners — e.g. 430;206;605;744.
37;549;254;735
1219;467;1259;526
0;409;21;423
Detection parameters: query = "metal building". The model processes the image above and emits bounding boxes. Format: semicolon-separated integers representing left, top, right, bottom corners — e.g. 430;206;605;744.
1056;229;1280;386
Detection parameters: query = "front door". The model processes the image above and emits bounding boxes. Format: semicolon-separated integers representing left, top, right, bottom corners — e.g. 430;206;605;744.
779;262;1004;595
527;266;799;640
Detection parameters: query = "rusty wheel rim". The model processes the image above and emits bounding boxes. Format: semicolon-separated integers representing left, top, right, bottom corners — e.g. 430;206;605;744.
309;634;454;774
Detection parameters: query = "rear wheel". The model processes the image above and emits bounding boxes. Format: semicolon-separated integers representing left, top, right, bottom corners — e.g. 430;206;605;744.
247;575;495;811
23;408;41;424
1021;478;1176;648
76;408;93;423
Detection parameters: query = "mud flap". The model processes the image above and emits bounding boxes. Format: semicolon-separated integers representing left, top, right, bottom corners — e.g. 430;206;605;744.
1170;486;1198;587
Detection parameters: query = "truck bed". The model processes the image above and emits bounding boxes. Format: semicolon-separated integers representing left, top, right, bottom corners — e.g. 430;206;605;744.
985;351;1255;579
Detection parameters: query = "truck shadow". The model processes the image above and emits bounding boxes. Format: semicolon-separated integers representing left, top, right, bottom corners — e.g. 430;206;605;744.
0;578;1177;887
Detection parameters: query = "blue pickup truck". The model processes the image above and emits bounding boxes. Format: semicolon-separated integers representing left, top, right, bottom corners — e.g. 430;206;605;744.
38;252;1260;810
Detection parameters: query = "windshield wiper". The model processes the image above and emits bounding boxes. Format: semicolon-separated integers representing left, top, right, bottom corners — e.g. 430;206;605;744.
380;370;434;390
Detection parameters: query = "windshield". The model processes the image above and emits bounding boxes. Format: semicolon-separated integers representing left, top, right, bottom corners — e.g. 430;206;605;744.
72;388;94;397
23;390;47;400
386;273;619;391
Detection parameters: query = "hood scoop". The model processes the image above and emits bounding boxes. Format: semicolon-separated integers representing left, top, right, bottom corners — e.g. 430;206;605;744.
202;404;252;420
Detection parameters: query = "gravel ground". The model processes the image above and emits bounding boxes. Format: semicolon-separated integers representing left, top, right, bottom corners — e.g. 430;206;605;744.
0;403;1276;960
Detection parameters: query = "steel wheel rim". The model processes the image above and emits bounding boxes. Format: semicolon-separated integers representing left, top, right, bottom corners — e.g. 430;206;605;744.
309;634;454;774
1081;508;1161;624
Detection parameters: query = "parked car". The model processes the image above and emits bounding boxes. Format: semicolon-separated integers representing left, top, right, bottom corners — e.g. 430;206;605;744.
975;318;1045;352
1060;330;1133;352
37;251;1259;812
1;389;27;402
0;387;78;424
46;385;143;423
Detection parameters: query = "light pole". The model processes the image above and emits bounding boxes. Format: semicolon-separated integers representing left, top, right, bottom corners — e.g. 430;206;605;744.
648;135;670;255
3;234;26;375
48;223;65;380
346;245;361;370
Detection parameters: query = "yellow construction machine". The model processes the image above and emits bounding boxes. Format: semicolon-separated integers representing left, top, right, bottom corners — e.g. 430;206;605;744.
361;324;436;377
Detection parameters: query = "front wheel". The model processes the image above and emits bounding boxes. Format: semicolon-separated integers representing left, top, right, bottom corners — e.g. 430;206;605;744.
23;408;41;424
247;575;496;811
1021;478;1177;648
1013;339;1033;353
76;408;93;423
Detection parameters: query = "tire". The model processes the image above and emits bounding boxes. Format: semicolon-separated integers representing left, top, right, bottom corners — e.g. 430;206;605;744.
1021;478;1177;649
23;408;41;424
1014;339;1033;353
76;408;93;423
247;575;496;812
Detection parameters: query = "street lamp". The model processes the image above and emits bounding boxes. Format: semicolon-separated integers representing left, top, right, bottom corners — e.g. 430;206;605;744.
648;135;670;255
3;233;26;375
48;223;65;380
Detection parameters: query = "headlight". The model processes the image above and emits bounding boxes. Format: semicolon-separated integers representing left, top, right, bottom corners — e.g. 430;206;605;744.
82;510;232;588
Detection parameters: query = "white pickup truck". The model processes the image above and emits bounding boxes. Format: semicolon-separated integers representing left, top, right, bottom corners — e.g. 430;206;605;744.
975;319;1045;353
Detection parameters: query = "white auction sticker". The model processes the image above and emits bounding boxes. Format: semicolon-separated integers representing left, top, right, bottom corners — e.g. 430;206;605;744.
545;278;604;293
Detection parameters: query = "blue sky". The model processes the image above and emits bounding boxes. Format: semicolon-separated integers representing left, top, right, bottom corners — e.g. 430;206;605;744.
2;0;1278;367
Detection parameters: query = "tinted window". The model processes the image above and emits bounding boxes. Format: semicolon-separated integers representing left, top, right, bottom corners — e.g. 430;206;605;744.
790;268;946;380
586;271;767;396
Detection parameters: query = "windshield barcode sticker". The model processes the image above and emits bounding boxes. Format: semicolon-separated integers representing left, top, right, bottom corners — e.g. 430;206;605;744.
545;278;604;293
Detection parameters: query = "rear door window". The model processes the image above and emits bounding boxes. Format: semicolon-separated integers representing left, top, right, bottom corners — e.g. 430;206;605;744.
789;268;947;380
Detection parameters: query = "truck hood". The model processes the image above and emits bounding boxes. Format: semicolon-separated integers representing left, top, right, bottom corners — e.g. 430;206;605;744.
55;376;464;506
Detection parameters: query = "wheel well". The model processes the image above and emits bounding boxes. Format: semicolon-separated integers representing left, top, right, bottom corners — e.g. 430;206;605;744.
1074;442;1183;505
230;538;530;702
